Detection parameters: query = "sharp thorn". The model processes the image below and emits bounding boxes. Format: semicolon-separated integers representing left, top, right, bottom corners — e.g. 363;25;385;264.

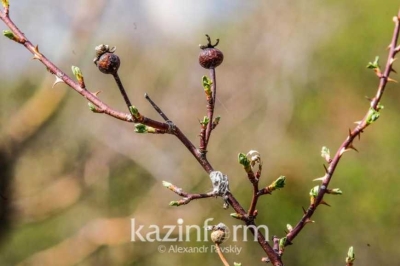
92;90;102;96
320;200;331;207
32;54;41;60
348;143;359;152
313;176;325;182
323;164;329;174
305;218;315;224
52;76;64;88
365;96;373;102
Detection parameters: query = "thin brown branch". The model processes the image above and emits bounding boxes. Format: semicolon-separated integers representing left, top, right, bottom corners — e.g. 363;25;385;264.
205;68;217;144
200;68;217;154
0;11;168;130
0;7;285;265
112;72;133;110
163;181;216;206
215;244;230;266
285;11;400;246
247;178;259;218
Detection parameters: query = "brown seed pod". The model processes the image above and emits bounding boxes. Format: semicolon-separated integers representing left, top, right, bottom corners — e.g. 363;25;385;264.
96;52;120;75
199;34;224;69
211;229;226;244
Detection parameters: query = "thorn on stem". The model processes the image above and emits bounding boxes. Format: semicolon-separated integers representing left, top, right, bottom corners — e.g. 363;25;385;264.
348;143;359;152
323;164;329;174
52;76;65;88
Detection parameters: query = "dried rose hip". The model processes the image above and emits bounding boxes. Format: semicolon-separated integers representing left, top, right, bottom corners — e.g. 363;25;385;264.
199;35;224;69
93;44;120;75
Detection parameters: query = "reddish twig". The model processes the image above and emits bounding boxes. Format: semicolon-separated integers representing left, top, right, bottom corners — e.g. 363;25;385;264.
205;68;217;146
199;69;216;155
215;244;230;266
163;181;217;206
0;8;284;265
247;168;259;218
284;11;400;248
0;10;167;129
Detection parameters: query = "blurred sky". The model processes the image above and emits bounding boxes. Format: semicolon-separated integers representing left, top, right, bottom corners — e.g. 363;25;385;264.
0;0;256;76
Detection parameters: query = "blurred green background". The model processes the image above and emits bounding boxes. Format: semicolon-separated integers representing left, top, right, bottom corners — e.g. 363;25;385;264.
1;0;400;265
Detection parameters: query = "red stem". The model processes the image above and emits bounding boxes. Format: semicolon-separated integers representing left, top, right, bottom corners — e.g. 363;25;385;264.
204;68;216;149
286;11;400;245
0;9;285;265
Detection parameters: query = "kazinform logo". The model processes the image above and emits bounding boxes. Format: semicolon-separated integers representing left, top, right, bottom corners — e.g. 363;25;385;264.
130;218;269;242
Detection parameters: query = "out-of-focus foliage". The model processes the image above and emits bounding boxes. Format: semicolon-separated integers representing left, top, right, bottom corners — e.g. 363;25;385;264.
1;0;400;265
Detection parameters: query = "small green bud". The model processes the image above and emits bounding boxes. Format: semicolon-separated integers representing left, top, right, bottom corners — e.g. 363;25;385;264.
230;213;244;220
135;123;147;133
1;0;9;9
200;116;210;126
366;107;380;125
310;186;319;197
271;176;286;190
321;146;330;161
3;30;13;39
169;201;180;207
238;153;250;167
162;181;172;188
71;65;84;83
279;237;287;252
233;263;242;266
212;116;221;126
238;153;252;174
72;66;86;88
129;105;140;119
366;56;380;69
3;30;18;42
327;188;343;195
346;246;355;263
88;102;96;112
230;213;239;218
286;224;293;232
202;75;213;96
